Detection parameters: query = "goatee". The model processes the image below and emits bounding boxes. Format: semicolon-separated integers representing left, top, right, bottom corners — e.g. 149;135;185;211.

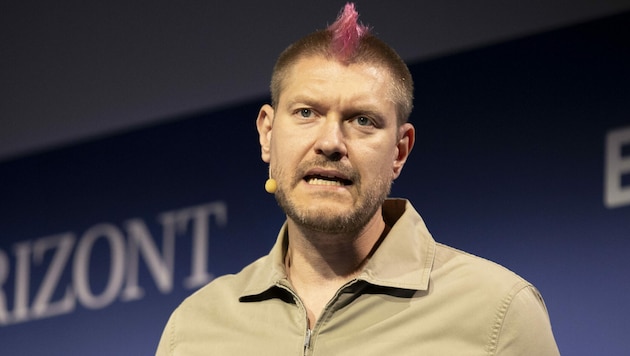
273;160;392;234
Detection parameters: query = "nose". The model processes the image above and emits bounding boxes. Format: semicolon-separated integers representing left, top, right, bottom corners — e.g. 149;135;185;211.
314;118;347;161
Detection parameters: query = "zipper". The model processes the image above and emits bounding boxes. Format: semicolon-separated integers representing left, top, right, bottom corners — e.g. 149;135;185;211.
303;328;312;355
277;279;362;355
276;282;314;355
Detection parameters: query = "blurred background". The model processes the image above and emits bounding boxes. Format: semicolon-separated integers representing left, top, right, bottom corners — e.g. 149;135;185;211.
1;1;629;354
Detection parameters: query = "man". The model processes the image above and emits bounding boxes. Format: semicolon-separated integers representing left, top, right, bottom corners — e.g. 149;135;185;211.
156;3;559;355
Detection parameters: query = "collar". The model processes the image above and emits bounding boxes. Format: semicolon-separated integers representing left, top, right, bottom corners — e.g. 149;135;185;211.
239;198;436;300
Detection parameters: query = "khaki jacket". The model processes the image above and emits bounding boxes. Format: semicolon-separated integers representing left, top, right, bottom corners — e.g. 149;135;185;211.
156;199;559;355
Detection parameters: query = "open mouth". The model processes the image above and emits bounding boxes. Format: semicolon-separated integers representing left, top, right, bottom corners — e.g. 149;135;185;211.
304;174;353;186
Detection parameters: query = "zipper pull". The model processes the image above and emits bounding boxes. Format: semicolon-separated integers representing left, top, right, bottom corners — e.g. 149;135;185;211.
304;328;312;352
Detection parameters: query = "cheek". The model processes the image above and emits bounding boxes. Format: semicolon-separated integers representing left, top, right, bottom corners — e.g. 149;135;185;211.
270;130;309;166
358;147;397;177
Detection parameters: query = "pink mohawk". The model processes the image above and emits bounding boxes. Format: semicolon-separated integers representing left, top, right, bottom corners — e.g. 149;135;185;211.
328;3;370;61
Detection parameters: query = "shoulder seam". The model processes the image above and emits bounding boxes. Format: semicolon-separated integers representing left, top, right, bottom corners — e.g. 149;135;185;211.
485;281;532;355
168;307;178;354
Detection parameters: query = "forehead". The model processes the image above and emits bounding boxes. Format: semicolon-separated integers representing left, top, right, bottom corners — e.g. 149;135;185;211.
279;56;397;111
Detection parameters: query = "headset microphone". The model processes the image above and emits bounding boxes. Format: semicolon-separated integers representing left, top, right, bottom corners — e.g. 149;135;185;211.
265;178;277;194
265;166;277;193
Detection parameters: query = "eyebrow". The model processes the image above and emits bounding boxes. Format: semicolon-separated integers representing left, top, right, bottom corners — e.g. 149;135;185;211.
284;95;320;108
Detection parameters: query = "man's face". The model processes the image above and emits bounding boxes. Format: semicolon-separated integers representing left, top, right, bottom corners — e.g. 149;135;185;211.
257;55;414;234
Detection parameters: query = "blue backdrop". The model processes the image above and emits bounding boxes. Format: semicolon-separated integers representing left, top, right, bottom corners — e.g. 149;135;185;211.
1;11;629;355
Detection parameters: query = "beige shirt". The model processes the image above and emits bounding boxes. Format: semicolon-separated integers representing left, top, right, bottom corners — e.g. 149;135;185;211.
156;199;559;355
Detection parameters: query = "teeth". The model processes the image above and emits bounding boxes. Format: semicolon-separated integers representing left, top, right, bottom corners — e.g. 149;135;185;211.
308;177;343;186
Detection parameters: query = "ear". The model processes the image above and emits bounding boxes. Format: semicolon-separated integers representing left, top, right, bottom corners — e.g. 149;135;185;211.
392;123;415;179
256;104;275;163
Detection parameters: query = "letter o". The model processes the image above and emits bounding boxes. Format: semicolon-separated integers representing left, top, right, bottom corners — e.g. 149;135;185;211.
73;223;125;309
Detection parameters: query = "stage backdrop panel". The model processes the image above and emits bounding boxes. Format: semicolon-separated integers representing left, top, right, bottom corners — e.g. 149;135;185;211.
1;11;629;356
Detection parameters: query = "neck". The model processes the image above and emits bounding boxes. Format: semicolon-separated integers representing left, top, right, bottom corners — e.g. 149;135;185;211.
283;210;389;328
285;209;387;281
285;210;389;328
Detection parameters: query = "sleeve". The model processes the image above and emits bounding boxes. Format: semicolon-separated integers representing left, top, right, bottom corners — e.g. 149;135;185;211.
493;285;560;356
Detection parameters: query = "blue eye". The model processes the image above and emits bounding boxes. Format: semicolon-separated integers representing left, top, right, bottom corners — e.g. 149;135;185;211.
356;116;372;126
299;109;312;118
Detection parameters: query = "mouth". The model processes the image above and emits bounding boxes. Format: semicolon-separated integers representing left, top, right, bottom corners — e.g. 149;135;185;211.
303;170;353;187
